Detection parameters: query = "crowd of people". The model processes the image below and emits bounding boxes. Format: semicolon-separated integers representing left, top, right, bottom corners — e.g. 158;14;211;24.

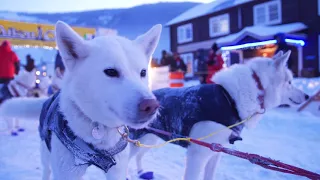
151;42;224;84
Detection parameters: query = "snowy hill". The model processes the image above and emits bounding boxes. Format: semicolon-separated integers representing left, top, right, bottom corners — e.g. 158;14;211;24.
0;2;199;64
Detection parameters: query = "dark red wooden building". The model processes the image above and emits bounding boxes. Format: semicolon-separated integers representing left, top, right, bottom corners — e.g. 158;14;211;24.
166;0;320;77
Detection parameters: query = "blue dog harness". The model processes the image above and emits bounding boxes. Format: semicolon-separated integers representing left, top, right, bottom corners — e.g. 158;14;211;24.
130;84;244;147
39;92;128;173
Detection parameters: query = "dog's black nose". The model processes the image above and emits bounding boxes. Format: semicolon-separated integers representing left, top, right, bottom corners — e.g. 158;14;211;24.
305;94;310;100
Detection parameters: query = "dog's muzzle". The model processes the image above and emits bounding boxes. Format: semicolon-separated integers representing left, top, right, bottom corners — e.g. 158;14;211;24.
137;98;159;122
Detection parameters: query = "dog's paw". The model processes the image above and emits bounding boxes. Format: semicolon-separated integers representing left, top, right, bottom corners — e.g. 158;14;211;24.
138;170;154;179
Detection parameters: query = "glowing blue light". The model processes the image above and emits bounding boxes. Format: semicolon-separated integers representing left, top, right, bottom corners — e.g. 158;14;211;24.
285;39;305;46
221;38;305;51
221;40;277;51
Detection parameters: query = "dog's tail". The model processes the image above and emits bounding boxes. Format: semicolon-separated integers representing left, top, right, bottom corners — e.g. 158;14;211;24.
0;97;49;120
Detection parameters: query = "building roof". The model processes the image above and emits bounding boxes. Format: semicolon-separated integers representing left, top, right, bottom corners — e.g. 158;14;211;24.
177;22;308;53
216;22;308;46
166;0;253;26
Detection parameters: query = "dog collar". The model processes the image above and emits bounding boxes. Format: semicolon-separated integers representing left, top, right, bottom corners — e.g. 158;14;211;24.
252;70;265;111
53;116;128;172
43;92;128;173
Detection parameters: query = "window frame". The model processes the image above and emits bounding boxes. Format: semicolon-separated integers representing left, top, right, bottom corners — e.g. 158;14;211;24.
253;0;282;25
209;13;230;38
180;52;194;77
177;23;193;44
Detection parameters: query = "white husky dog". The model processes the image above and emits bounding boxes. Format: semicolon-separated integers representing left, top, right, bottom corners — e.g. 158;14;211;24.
0;21;162;180
128;51;309;180
0;69;36;135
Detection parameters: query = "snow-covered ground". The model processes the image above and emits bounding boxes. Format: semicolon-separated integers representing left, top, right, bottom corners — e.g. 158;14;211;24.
0;78;319;180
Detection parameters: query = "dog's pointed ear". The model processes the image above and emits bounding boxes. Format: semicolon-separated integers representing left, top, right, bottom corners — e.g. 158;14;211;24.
273;51;283;59
274;50;291;68
134;24;162;59
55;21;88;71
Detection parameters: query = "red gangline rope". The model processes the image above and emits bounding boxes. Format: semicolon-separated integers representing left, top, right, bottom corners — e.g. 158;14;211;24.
189;138;320;180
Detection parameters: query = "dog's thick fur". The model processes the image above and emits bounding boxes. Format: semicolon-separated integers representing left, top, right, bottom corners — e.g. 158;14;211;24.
128;51;309;180
0;69;36;100
0;69;37;134
0;21;162;180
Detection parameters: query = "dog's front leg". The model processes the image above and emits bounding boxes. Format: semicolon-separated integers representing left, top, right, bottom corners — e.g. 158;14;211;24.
6;118;16;135
184;121;232;180
50;135;88;180
183;143;212;180
203;152;222;180
129;133;159;174
105;146;129;180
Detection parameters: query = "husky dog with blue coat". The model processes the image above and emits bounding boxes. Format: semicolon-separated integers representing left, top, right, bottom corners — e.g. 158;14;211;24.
128;50;310;180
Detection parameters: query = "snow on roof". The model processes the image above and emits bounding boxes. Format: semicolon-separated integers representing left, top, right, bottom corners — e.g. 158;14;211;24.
166;0;253;26
216;22;308;45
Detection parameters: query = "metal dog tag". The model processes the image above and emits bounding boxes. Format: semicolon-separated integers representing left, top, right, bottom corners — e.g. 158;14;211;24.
91;122;105;140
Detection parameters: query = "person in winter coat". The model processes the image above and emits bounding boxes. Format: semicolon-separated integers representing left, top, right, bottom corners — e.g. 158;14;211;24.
170;52;187;73
24;54;36;72
206;43;224;84
160;50;174;67
48;50;65;95
194;49;208;84
54;50;65;75
0;40;20;84
160;50;169;66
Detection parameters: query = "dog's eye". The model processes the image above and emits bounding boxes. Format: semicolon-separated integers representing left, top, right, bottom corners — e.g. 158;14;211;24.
104;69;119;78
288;81;292;84
140;69;147;78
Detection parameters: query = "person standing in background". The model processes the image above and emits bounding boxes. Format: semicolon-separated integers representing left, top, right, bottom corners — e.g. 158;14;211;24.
194;49;208;84
160;50;175;67
54;50;65;76
160;50;169;66
0;41;20;84
24;54;36;72
207;43;224;84
48;50;65;95
170;52;187;73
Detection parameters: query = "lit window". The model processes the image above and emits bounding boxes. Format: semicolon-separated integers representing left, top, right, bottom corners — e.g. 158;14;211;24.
180;53;194;77
177;23;193;44
253;0;282;25
209;13;230;38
